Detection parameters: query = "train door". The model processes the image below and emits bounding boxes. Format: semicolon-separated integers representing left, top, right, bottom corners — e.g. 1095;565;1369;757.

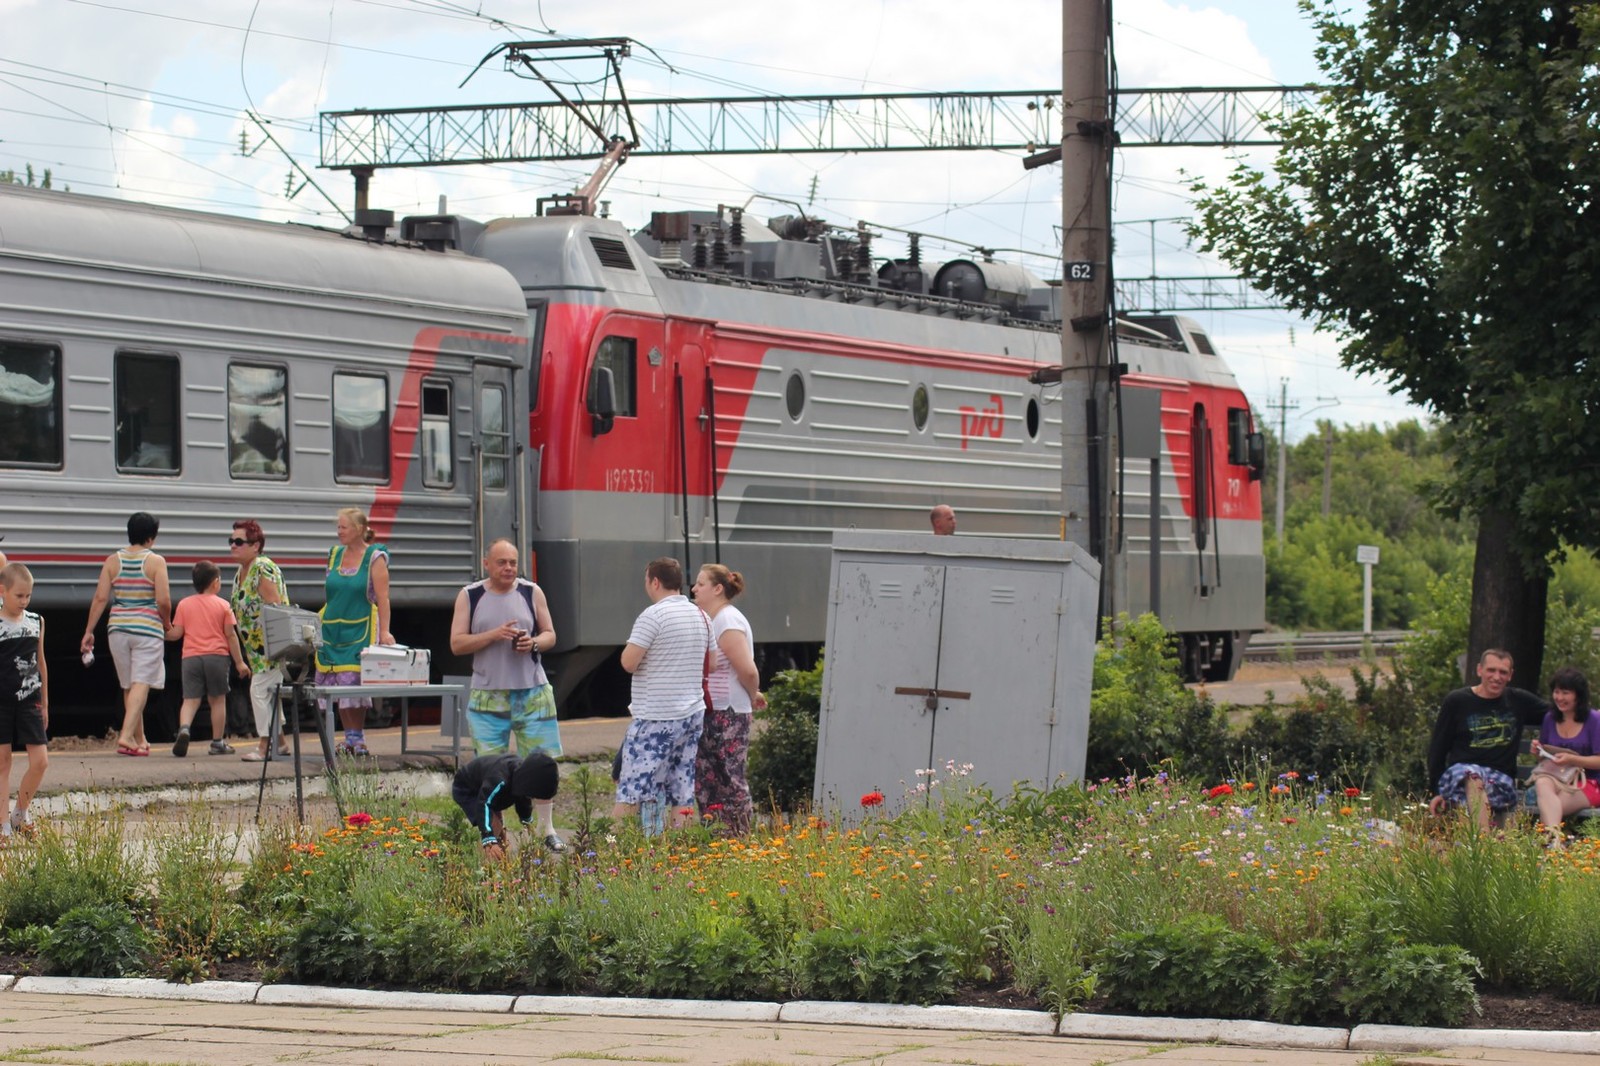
473;362;520;560
667;318;715;570
581;314;670;538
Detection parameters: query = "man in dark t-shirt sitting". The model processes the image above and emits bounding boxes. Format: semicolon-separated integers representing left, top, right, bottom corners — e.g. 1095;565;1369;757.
1427;648;1547;828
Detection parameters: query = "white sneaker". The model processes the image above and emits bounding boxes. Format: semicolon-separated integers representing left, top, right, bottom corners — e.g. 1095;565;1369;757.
9;808;31;830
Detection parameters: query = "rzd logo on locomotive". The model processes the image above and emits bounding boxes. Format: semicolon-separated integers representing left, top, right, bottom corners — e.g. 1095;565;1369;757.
959;394;1005;450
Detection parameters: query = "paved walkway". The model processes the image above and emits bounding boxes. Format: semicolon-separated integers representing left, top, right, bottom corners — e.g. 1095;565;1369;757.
2;988;1596;1066
30;716;631;799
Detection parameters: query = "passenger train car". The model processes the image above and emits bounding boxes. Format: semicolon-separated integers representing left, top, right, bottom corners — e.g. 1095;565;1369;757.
0;184;1263;723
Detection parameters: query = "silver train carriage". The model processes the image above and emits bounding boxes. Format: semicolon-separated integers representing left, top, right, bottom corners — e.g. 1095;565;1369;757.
0;185;531;720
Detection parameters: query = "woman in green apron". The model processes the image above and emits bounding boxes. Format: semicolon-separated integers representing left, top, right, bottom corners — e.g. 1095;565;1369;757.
314;507;392;756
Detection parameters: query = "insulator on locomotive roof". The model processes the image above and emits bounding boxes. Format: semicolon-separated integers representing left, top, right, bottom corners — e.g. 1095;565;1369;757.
712;226;729;269
692;226;709;269
729;208;744;248
855;224;872;280
908;232;921;270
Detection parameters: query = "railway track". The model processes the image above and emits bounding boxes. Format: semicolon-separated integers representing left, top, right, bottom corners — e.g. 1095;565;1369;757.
1244;630;1407;663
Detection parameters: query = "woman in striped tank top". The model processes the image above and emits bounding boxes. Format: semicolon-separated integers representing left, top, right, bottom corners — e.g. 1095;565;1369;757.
81;512;171;755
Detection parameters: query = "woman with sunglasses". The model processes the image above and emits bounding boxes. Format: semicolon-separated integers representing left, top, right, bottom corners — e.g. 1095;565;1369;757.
228;520;289;762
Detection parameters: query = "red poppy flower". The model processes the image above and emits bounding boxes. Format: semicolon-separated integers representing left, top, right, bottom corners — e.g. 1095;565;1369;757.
706;803;724;812
861;791;886;808
346;812;373;827
1344;787;1361;798
1207;784;1234;799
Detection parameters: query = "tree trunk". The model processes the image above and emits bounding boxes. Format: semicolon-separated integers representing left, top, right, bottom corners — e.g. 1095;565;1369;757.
1467;506;1549;691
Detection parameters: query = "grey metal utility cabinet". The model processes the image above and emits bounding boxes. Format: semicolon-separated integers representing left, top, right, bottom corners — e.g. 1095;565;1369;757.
813;531;1100;814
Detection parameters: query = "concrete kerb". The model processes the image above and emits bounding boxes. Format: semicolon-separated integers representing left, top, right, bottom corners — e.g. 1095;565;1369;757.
14;975;260;1002
257;984;516;1013
780;1000;1056;1035
1350;1023;1600;1055
514;995;780;1022
5;976;1600;1053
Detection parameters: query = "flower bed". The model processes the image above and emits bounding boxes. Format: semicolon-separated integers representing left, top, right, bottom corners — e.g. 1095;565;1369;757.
3;768;1599;1025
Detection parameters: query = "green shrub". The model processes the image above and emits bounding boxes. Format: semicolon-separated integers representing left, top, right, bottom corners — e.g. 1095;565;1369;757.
277;900;380;985
1343;942;1480;1026
1271;933;1481;1027
1087;614;1229;782
39;903;149;977
598;914;778;1000
798;927;959;1005
148;809;247;981
748;659;823;813
1358;827;1552;988
1097;915;1276;1019
0;814;145;929
1235;674;1382;788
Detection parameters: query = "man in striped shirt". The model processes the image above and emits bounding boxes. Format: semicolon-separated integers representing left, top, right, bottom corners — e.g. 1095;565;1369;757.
612;557;710;832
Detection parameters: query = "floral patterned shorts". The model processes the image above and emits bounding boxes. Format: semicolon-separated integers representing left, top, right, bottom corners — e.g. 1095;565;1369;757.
615;713;704;808
1437;763;1519;812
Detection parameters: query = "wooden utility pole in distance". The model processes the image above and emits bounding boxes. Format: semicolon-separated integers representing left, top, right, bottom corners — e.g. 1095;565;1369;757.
1059;0;1112;565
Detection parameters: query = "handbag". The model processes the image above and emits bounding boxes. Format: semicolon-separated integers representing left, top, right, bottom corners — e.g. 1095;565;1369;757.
1531;745;1587;790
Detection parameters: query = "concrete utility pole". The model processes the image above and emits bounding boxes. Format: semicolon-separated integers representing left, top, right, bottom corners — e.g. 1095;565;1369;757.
1266;378;1297;551
1059;0;1112;562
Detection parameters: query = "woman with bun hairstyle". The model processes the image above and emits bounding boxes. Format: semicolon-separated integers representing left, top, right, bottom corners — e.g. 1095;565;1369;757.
689;564;765;833
314;507;392;756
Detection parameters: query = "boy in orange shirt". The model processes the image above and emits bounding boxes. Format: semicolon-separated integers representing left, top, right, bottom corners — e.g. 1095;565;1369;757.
166;561;249;756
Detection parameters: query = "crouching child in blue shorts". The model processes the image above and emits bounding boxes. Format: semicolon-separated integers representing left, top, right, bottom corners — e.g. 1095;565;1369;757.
452;750;565;860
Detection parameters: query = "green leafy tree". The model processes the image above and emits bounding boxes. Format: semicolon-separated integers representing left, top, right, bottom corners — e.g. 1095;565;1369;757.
0;164;64;190
1192;1;1600;688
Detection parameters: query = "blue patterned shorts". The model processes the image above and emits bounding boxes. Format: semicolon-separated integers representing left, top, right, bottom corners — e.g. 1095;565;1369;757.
615;714;704;808
1437;763;1519;812
467;684;562;757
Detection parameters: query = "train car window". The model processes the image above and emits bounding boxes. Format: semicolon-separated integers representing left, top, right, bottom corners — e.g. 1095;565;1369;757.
912;383;929;431
1190;331;1217;356
0;340;62;468
333;373;390;483
115;351;180;474
227;363;288;480
480;384;509;491
1227;407;1251;464
785;371;806;421
590;336;637;417
421;380;453;489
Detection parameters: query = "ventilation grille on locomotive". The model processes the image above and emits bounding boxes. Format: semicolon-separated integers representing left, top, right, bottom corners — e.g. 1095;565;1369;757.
590;237;635;270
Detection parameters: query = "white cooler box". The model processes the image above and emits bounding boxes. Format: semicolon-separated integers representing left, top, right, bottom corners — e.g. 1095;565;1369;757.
260;604;322;663
359;645;432;684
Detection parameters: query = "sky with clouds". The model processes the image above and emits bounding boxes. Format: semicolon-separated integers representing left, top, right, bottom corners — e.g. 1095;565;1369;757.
0;0;1419;441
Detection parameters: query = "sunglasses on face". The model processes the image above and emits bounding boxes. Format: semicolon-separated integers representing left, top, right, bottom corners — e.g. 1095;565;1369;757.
228;538;251;547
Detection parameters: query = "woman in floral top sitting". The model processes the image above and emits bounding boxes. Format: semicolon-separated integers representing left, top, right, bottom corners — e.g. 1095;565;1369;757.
229;519;289;761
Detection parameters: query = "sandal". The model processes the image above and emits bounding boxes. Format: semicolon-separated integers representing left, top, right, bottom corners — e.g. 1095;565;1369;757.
117;744;140;757
241;750;269;762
